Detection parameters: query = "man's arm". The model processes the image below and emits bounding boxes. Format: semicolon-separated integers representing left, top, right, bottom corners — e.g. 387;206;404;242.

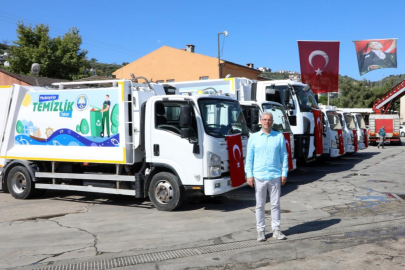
280;135;288;185
245;135;255;187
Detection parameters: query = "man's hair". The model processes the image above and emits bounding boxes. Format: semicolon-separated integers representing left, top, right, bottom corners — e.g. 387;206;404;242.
369;41;383;49
106;95;109;97
261;111;273;119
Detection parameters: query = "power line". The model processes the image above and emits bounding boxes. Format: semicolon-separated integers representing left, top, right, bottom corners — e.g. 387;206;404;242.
0;12;147;59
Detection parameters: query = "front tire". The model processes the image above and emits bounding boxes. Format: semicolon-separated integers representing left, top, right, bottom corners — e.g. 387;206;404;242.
7;166;36;199
148;172;185;211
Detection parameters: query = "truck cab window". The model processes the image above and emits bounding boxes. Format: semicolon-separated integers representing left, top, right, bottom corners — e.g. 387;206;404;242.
155;101;198;141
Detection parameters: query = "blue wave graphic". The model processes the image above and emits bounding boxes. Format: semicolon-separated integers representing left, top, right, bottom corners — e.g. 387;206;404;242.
15;129;120;147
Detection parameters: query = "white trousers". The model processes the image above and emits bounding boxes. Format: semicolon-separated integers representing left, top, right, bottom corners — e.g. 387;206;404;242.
255;177;281;232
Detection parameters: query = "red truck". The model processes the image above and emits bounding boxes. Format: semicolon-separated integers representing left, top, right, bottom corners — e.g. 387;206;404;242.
368;80;405;145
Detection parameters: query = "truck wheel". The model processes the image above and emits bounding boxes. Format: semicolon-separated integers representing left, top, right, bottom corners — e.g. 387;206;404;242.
7;166;36;199
148;172;185;211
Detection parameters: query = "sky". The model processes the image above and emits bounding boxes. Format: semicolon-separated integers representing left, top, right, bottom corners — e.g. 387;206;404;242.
1;0;404;82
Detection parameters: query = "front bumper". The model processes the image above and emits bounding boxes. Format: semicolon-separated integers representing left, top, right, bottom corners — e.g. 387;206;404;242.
204;176;247;196
345;145;355;153
330;148;341;158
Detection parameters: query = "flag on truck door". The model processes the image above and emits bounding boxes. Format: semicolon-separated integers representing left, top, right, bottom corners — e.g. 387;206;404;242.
298;41;340;94
226;134;245;187
312;108;323;156
363;129;368;148
337;129;344;155
353;130;358;152
282;132;294;171
353;39;397;76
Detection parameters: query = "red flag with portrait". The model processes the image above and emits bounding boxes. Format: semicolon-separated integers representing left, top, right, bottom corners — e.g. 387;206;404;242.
312;108;323;156
337;129;344;155
353;129;358;152
353;39;397;76
226;134;245;187
298;41;340;94
282;132;294;171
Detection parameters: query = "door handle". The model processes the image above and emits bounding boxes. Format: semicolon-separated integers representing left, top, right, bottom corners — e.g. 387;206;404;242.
154;144;160;156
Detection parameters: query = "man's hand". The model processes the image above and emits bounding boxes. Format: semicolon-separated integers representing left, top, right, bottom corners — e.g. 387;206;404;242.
281;176;287;186
247;177;254;187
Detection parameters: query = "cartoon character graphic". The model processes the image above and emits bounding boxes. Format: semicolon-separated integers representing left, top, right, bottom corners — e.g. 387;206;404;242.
99;95;110;138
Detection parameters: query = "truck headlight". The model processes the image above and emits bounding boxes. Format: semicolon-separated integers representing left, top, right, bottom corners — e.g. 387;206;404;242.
331;140;337;148
208;152;221;178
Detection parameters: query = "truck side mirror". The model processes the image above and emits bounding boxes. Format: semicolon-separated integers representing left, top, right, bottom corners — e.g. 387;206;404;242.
249;109;259;125
180;105;191;127
283;90;290;104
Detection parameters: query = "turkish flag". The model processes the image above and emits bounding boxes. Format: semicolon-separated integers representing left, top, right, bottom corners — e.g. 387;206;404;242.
282;132;294;171
312;108;323;156
337;129;344;155
363;129;368;148
225;134;245;187
353;129;358;152
298;41;340;94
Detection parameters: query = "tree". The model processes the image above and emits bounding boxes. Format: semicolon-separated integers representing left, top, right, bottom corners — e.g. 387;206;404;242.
7;22;89;80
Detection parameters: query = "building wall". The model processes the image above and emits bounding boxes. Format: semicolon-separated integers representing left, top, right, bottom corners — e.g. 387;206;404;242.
113;46;261;82
0;72;31;86
221;64;261;80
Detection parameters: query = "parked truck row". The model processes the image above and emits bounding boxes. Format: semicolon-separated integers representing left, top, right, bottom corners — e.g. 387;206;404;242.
0;77;370;211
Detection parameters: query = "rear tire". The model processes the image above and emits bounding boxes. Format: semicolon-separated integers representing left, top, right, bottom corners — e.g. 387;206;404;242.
148;172;185;211
7;166;36;199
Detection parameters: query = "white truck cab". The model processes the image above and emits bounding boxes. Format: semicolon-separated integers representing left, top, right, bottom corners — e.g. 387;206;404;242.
253;80;321;162
337;111;357;154
351;112;367;150
319;105;344;158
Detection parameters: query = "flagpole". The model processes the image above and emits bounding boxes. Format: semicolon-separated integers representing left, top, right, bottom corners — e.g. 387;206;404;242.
327;92;330;106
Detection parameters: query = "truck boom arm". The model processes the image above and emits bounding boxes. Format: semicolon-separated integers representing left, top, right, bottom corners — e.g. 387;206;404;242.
373;79;405;114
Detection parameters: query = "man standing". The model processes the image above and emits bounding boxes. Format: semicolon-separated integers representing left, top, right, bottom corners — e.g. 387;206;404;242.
378;125;386;149
100;94;110;138
246;112;288;242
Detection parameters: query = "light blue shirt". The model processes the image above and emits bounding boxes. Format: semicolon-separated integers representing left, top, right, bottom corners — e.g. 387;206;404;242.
245;129;288;180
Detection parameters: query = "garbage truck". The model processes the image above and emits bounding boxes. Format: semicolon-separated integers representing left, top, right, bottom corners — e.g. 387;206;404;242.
318;105;344;158
165;78;297;171
336;111;357;154
250;80;323;163
0;79;250;211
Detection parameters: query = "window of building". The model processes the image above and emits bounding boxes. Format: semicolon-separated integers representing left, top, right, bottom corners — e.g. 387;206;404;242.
156;80;164;83
166;79;175;82
199;76;209;80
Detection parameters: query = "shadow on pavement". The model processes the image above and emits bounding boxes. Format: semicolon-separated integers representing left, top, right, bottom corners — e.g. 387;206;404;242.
283;218;341;236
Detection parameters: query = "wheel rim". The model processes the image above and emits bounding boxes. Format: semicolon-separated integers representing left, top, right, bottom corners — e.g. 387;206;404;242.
10;172;27;194
155;180;173;205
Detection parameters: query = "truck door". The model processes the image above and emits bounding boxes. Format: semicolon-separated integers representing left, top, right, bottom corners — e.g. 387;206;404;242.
149;99;203;185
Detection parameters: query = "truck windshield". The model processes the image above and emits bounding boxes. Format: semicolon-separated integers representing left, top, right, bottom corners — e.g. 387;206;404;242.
356;115;366;129
198;98;249;138
262;104;292;133
326;111;342;131
344;114;355;130
293;86;318;112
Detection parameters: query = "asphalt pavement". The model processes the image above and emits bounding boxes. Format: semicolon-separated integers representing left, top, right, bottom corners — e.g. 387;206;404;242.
1;141;405;270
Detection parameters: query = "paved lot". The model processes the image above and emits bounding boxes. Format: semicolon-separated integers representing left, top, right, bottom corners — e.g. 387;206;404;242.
1;142;405;270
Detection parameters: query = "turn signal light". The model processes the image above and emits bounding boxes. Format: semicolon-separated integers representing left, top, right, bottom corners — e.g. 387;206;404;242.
370;132;376;136
393;132;400;136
